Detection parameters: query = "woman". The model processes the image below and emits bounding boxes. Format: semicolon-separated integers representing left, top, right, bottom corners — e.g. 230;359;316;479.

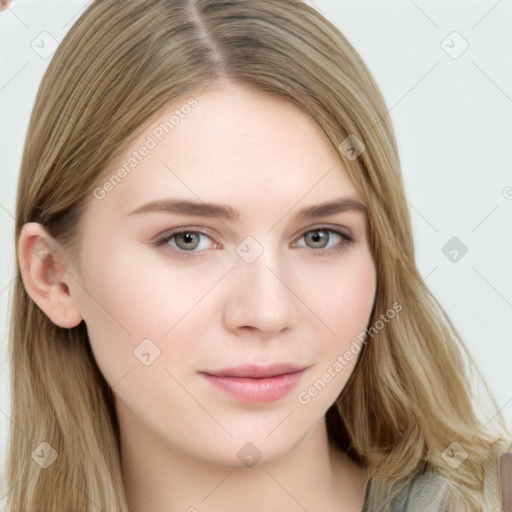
4;1;510;511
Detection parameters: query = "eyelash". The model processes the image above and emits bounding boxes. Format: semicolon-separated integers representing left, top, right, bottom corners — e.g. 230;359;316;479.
153;226;355;261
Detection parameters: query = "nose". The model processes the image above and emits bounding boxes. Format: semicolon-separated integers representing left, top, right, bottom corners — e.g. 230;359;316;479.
222;247;301;338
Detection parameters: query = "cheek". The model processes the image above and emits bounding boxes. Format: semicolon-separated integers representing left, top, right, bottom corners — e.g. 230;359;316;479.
72;242;223;373
294;254;376;407
77;238;196;329
300;251;376;345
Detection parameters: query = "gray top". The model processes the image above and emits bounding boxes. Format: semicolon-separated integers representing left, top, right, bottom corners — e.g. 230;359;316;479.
361;471;447;512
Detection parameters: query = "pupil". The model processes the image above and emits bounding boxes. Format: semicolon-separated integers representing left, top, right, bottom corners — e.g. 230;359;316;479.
180;233;197;248
310;231;326;247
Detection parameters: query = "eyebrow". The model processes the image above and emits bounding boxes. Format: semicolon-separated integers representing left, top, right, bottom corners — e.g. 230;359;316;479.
128;196;367;222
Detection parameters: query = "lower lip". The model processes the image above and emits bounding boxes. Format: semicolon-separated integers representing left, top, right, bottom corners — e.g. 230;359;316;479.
200;370;305;403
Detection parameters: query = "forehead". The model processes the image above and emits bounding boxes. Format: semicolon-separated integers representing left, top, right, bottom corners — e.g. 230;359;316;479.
91;83;360;217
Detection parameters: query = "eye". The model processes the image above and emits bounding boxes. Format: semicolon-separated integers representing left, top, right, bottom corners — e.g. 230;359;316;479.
295;227;354;256
154;228;218;260
153;225;355;261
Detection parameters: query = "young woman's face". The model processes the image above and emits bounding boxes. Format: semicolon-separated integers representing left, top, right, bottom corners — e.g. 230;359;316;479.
68;83;376;466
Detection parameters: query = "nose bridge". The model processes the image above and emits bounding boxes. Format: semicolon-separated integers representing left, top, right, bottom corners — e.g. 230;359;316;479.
223;237;300;335
243;247;285;300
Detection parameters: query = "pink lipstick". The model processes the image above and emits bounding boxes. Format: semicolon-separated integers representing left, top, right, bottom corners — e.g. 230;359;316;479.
200;363;307;403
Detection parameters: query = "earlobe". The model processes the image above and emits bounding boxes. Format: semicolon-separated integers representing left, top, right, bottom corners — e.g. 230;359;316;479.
17;222;83;329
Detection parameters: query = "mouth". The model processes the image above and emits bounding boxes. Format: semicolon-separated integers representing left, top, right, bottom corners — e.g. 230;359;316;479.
200;363;308;403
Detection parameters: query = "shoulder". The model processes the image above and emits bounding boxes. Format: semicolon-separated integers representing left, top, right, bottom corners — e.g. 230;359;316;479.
403;471;448;511
364;471;448;512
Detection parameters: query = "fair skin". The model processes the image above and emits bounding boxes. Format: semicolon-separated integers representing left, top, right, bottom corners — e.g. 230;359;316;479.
19;82;376;512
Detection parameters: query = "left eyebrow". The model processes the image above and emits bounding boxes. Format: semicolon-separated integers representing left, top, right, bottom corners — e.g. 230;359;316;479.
295;197;367;221
128;196;367;222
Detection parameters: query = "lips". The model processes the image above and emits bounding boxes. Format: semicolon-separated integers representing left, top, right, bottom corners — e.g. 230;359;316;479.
200;363;308;403
205;363;308;379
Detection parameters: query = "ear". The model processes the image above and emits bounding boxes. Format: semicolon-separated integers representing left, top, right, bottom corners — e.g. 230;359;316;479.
17;222;83;329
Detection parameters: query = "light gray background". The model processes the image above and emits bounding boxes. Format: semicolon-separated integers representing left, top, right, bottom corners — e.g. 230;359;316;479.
1;0;511;502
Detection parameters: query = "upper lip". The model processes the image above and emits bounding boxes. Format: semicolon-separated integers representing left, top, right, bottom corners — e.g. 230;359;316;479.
203;363;308;379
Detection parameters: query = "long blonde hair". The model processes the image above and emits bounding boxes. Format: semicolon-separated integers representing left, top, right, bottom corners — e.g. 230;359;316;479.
5;1;510;510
